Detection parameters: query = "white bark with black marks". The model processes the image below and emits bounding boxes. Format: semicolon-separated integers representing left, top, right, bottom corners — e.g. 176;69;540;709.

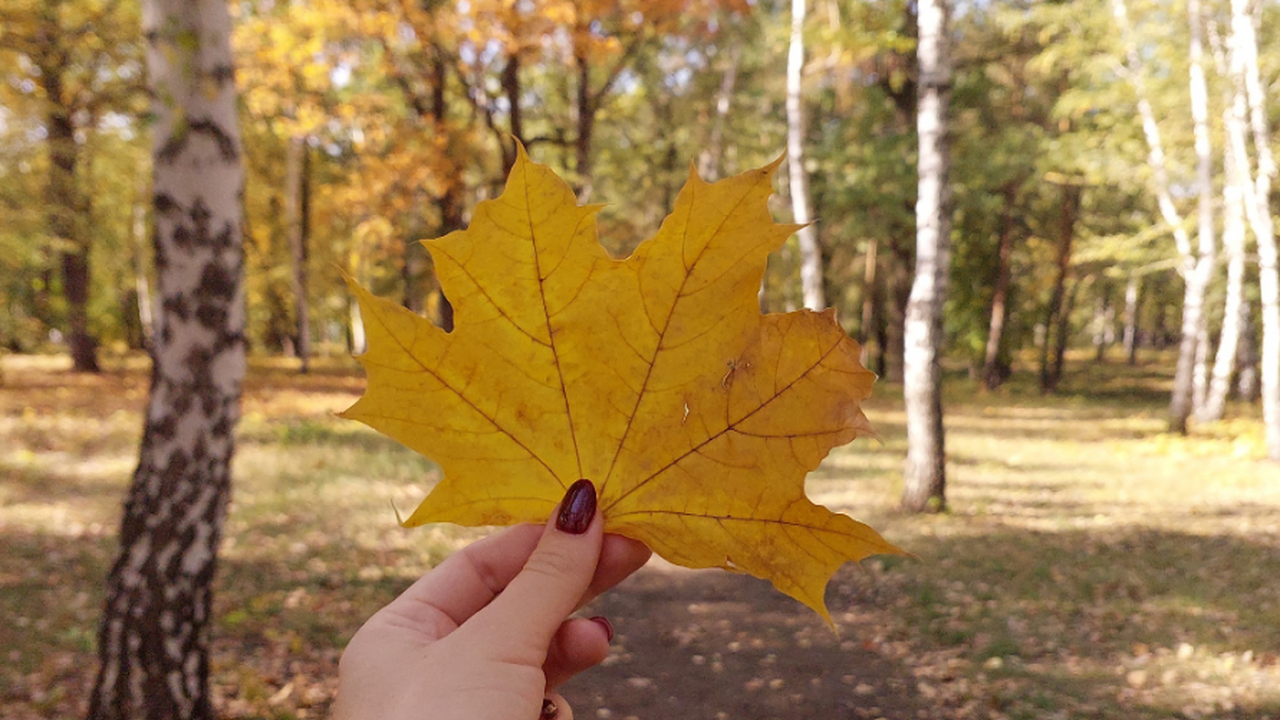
1230;0;1280;459
88;0;245;717
1113;0;1213;433
786;0;825;311
901;0;951;513
1175;0;1217;431
1201;94;1250;423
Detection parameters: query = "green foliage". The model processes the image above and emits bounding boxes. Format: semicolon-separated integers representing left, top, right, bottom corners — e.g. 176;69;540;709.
0;0;1277;393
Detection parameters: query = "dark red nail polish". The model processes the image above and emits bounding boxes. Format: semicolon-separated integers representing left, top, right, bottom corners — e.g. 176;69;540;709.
589;615;614;642
541;698;558;719
556;479;596;534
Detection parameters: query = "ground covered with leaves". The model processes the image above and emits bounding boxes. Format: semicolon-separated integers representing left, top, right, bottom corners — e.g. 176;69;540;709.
2;353;1277;720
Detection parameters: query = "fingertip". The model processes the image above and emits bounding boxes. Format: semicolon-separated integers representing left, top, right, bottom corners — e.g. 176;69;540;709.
543;617;613;688
555;479;597;535
588;615;614;642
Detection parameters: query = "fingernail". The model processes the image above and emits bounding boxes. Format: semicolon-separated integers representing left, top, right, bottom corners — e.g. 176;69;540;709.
540;698;558;719
556;479;596;534
589;615;614;642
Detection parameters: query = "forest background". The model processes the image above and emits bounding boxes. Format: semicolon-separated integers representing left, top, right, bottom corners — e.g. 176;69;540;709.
2;0;1276;419
4;0;1280;718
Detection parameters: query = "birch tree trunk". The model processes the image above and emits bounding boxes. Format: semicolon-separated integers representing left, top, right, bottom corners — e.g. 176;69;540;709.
1201;115;1248;422
1123;275;1141;365
698;44;740;181
1175;0;1217;429
132;179;155;349
1113;0;1209;434
1232;0;1280;460
901;0;951;513
787;0;825;311
87;0;245;716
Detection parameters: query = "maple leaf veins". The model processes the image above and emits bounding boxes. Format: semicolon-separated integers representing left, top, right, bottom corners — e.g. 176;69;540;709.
342;145;908;622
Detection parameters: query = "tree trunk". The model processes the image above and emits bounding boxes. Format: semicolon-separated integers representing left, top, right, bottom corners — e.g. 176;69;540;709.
1040;184;1079;394
1123;275;1140;365
132;179;156;350
285;135;311;372
1171;0;1217;434
860;236;878;367
40;65;100;372
1092;290;1108;362
1203;50;1253;421
87;0;245;716
1237;299;1259;402
883;253;909;383
698;44;741;180
431;53;461;333
982;183;1016;390
786;0;825;311
901;0;950;514
1050;278;1081;389
574;51;595;202
1112;0;1194;265
1231;0;1280;459
349;296;367;355
502;51;524;151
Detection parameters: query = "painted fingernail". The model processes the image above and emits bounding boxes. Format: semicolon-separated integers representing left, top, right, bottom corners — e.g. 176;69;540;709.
541;698;558;719
589;615;614;642
556;479;596;535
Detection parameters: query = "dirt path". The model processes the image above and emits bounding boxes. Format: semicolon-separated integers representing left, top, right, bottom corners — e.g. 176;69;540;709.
567;560;923;720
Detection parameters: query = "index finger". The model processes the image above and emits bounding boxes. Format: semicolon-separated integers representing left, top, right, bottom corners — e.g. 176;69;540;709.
376;526;650;641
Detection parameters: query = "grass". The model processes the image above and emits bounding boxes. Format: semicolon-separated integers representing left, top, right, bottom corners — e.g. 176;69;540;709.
2;350;1278;720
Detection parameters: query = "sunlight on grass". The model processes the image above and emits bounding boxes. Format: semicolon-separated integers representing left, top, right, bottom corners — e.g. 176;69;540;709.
2;353;1278;720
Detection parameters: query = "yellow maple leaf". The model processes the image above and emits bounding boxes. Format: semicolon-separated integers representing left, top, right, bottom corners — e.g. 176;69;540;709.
342;146;907;622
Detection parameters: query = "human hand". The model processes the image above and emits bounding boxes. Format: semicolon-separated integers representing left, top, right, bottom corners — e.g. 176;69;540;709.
332;480;651;720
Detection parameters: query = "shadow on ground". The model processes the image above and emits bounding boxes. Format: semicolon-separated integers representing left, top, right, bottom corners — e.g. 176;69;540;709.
569;563;923;720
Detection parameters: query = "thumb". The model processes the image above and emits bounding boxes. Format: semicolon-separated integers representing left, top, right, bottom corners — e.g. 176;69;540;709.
461;479;602;664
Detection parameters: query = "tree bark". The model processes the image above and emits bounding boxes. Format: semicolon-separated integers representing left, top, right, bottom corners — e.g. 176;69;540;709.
1112;0;1194;264
1170;0;1217;433
901;0;950;514
132;176;156;350
698;44;741;180
1203;52;1252;422
1237;299;1259;402
786;0;825;311
860;236;878;367
285;135;311;372
1123;275;1140;365
574;51;596;202
883;250;910;383
431;53;461;333
982;183;1017;390
1040;184;1080;394
1231;0;1280;459
502;52;524;150
1092;289;1110;363
1051;278;1081;388
40;60;100;372
87;0;245;716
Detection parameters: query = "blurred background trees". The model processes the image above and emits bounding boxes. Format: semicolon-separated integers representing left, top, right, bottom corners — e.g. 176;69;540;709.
2;0;1278;458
